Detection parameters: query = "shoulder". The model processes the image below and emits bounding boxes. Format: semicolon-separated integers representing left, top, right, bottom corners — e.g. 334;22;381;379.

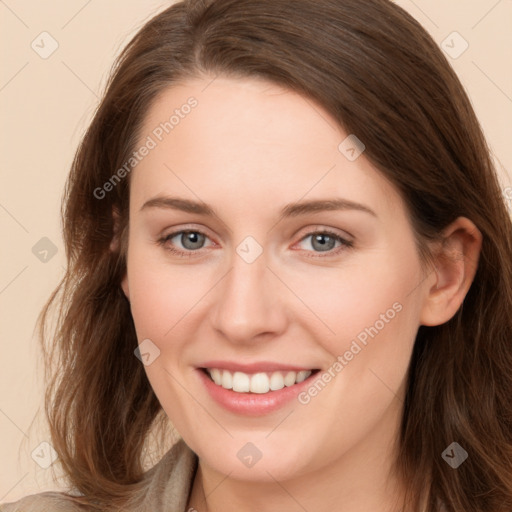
127;438;198;510
0;491;86;512
1;439;198;512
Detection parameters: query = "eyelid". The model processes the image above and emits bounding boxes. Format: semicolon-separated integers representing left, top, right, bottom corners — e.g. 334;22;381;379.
156;225;218;257
291;227;354;258
294;224;354;243
158;224;354;257
160;223;216;242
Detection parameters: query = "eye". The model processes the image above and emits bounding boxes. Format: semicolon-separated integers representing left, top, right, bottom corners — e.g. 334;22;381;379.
157;227;353;258
158;229;213;256
295;230;353;256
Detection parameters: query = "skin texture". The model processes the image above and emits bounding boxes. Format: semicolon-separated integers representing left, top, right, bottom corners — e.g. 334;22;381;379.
120;76;482;512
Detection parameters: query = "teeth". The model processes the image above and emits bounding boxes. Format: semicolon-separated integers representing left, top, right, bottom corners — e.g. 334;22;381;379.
207;368;313;394
250;373;269;394
233;372;250;392
269;372;284;391
221;370;233;389
296;370;310;383
210;368;222;385
284;371;297;387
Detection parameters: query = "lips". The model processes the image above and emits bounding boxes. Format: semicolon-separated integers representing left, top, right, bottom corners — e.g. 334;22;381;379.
196;360;320;415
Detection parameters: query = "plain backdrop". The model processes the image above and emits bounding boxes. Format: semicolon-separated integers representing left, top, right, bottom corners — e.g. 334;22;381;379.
1;0;511;501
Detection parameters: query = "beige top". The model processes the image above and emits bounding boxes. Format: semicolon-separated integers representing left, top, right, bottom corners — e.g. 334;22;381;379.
0;440;198;512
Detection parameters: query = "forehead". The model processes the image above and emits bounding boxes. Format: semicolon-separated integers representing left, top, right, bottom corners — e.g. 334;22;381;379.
130;75;402;220
139;75;340;156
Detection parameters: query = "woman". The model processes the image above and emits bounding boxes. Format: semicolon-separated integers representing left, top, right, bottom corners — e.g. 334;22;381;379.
2;0;511;511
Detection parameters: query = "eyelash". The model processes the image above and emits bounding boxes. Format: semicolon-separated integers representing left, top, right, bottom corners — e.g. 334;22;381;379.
156;228;354;259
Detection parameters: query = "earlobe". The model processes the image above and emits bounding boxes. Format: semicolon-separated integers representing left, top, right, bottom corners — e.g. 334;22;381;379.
419;217;482;327
110;206;122;252
121;273;130;301
110;205;130;301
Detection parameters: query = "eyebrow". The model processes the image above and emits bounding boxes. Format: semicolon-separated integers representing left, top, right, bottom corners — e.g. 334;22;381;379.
140;196;377;219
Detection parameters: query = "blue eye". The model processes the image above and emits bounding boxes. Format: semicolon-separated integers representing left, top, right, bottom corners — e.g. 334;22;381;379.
157;228;353;258
296;230;353;256
158;230;212;256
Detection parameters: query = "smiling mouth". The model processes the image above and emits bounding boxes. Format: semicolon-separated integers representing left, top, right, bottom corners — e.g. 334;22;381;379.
201;368;320;394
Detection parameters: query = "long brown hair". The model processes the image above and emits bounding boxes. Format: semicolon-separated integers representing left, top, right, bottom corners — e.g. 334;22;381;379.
37;0;512;510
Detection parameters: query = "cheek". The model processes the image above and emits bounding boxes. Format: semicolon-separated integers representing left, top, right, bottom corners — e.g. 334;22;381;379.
126;248;208;342
288;248;424;428
291;244;424;423
125;248;212;426
286;250;421;353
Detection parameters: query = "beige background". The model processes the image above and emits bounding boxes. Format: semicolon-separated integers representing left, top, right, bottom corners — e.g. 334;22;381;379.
1;0;511;501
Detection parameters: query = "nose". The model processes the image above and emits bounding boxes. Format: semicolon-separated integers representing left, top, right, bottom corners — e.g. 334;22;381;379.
210;248;288;345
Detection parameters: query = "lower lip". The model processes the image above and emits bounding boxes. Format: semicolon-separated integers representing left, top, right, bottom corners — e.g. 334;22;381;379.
197;369;318;416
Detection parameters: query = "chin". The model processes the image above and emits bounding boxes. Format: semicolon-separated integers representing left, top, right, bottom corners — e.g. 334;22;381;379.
191;434;320;482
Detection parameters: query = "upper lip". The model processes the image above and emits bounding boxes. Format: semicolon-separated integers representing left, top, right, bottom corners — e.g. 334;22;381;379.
198;361;318;373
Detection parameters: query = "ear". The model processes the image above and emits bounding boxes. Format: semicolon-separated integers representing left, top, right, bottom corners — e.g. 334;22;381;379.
121;271;130;301
110;206;122;252
419;217;482;326
110;206;130;301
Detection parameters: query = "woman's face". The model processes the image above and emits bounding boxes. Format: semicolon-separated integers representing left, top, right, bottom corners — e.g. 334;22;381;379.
122;75;434;482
